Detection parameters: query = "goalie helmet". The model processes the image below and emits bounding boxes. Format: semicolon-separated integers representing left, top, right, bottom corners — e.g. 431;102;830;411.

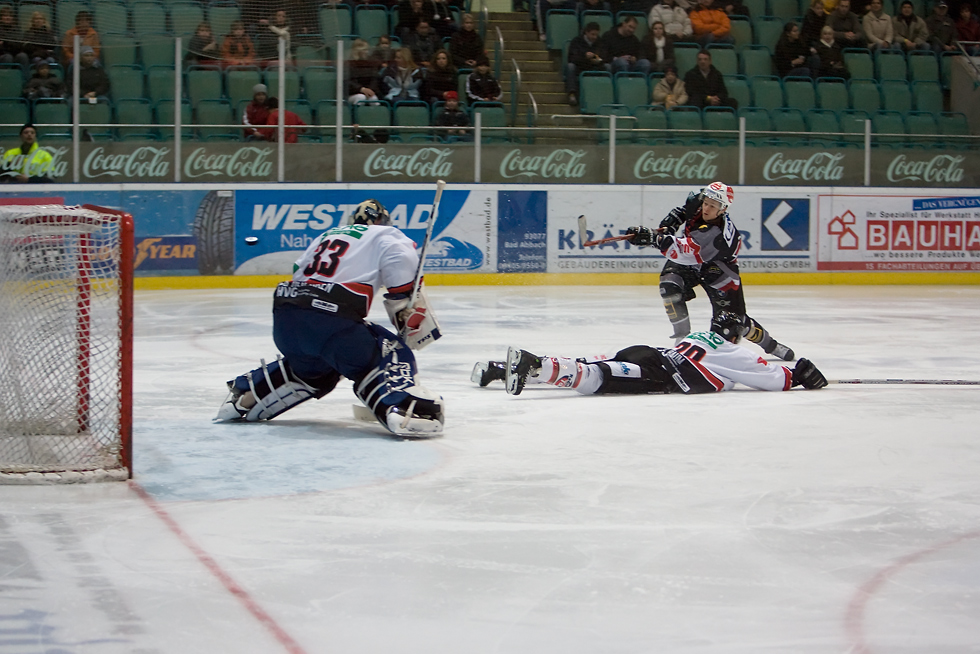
701;181;734;211
710;311;743;344
350;199;390;226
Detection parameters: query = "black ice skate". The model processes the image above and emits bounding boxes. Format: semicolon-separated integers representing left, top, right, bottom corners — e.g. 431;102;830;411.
471;361;506;387
505;347;541;396
765;341;795;361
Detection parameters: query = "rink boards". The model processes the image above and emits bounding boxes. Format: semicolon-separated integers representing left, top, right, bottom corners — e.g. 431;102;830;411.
1;183;979;285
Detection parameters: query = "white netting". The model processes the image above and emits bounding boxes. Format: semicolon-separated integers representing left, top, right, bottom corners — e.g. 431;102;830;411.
0;205;129;483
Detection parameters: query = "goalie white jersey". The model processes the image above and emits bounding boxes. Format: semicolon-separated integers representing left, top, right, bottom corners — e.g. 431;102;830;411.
668;331;792;393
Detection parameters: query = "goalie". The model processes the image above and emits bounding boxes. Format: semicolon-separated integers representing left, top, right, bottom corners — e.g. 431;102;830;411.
215;199;445;436
472;311;827;396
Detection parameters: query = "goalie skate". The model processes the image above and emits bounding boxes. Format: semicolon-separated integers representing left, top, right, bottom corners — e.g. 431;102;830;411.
471;361;506;387
505;347;541;396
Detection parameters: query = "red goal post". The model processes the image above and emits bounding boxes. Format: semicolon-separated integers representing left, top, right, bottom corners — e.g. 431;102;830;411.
0;204;133;484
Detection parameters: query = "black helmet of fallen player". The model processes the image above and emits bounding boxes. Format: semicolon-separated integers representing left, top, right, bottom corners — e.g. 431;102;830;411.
351;199;390;226
710;311;743;343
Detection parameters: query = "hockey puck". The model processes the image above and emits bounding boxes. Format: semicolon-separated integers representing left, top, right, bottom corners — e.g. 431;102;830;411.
244;236;259;246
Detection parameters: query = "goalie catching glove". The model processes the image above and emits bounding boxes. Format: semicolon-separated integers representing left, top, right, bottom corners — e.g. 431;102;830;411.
384;287;442;351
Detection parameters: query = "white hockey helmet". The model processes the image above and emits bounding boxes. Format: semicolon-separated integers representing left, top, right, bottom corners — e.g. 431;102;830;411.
350;199;390;226
702;181;734;211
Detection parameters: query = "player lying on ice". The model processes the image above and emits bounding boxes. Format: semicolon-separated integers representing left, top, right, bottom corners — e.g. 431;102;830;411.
472;311;828;396
215;199;445;436
625;181;795;360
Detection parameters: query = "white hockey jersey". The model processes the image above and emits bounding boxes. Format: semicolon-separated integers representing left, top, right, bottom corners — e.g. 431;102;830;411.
669;331;792;392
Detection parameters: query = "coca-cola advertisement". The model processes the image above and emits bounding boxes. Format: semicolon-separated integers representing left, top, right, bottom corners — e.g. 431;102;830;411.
481;146;606;184
617;146;736;185
872;151;980;187
747;147;863;186
342;144;472;183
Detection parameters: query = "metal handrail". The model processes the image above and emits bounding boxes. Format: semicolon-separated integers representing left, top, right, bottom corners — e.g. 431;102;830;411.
525;91;538;144
494;26;504;81
509;57;522;127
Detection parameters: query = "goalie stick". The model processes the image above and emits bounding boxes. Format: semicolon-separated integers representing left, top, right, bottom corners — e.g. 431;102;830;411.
408;179;445;307
832;379;980;386
578;215;664;248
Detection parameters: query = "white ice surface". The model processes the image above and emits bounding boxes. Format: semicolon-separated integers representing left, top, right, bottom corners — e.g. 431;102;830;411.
2;285;980;654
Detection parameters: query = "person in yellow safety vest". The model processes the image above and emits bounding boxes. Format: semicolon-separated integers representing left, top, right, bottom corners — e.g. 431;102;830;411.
1;124;55;183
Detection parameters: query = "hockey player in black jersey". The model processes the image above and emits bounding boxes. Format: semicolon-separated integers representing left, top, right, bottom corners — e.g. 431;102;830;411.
625;181;796;361
471;312;827;396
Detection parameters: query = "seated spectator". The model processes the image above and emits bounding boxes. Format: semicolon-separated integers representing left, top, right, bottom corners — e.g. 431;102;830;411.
61;11;100;66
69;46;110;99
187;22;220;66
243;83;270;140
814;24;850;78
893;0;931;51
643;21;677;72
253;9;292;63
955;3;980;55
399;0;436;40
23;62;64;101
347;39;383;104
373;35;396;64
222;21;255;67
722;0;751;18
652;65;688;107
435;91;470;140
406;21;441;67
863;0;900;50
261;97;307;143
926;0;958;55
691;0;735;47
565;22;605;106
578;0;612;15
827;0;866;47
0;6;28;71
382;47;423;102
801;0;828;47
535;0;576;41
423;49;458;104
1;124;54;183
465;55;502;103
450;13;484;69
650;0;694;41
775;22;816;78
683;49;737;108
598;15;652;74
24;11;55;66
428;0;458;39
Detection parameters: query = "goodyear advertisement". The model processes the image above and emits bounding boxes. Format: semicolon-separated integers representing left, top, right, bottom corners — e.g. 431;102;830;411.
0;184;978;278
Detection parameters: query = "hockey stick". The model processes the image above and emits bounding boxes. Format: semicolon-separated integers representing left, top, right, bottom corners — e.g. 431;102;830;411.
408;179;445;307
578;215;662;248
832;379;980;386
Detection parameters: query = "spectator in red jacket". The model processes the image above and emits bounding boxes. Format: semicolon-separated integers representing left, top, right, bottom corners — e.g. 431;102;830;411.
955;3;980;54
261;96;307;143
243;83;270;140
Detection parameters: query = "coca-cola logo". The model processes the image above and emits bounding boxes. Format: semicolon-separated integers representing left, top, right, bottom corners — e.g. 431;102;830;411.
633;151;718;180
764;152;844;181
0;146;69;179
363;147;453;178
184;146;273;179
887;154;964;183
499;149;586;179
83;146;171;179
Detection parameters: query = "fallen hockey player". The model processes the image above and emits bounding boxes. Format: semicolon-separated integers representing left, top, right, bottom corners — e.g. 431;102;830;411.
215;198;445;436
471;311;827;396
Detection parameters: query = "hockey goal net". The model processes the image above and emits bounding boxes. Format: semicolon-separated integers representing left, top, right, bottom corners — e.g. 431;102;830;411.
0;205;133;484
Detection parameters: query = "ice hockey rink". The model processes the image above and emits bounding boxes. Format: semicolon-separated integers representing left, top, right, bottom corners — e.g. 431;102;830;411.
2;284;980;654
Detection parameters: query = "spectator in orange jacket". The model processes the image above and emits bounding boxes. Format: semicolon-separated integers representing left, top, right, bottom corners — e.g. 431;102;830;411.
690;0;735;46
221;20;255;67
261;97;307;143
62;10;101;65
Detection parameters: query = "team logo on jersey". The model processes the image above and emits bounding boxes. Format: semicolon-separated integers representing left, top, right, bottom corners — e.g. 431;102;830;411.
554;374;574;388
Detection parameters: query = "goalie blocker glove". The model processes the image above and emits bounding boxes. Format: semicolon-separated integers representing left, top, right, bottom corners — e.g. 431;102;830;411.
792;358;828;389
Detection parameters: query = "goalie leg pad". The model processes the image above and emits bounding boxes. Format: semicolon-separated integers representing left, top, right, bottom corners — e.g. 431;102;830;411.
354;324;445;436
215;357;338;422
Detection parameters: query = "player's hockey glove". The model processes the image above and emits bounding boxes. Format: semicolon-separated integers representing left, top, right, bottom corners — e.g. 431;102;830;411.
626;226;655;247
792;358;828;389
659;207;685;233
654;232;674;253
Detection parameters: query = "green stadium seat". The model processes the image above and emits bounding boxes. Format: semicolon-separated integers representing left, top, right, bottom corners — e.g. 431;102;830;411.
393;100;431;141
940;51;961;89
354;100;392;128
546;10;578;50
304;67;337;105
0;66;23;96
907;50;939;83
583;10;614;35
633;104;667;142
131;3;167;37
750;75;783;112
743;0;767;17
703;106;738;143
0;98;28;138
848;78;881;114
596;103;632;144
666;105;702;141
155;99;193;139
116;98;155;140
33;100;70;139
880;79;911;113
579;71;613;114
319;5;353;39
103;34;138;67
912;80;942;115
472;101;508;141
725;75;751;110
296;44;330;73
872;110;906;147
226;67;262;107
187;67;223;106
674;43;701;78
783;76;814;111
843;48;873;79
265;69;301;101
739;106;771;133
170;2;205;35
614;73;648;112
706;45;738;76
208;5;242;42
740;45;773;78
770;0;799;20
79;99;114;140
56;1;89;36
108;64;145;100
355;6;388;43
285;100;314;126
753;17;783;53
94;2;129;35
876;51;907;81
905;110;938;148
805;108;841;145
839;108;869;145
141;34;177;68
195;99;237;139
771;107;806;145
938;111;968;135
147;65;175;104
816;78;848;111
729;17;752;50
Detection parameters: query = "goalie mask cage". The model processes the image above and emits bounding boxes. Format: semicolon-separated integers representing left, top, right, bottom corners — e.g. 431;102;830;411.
0;205;133;484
